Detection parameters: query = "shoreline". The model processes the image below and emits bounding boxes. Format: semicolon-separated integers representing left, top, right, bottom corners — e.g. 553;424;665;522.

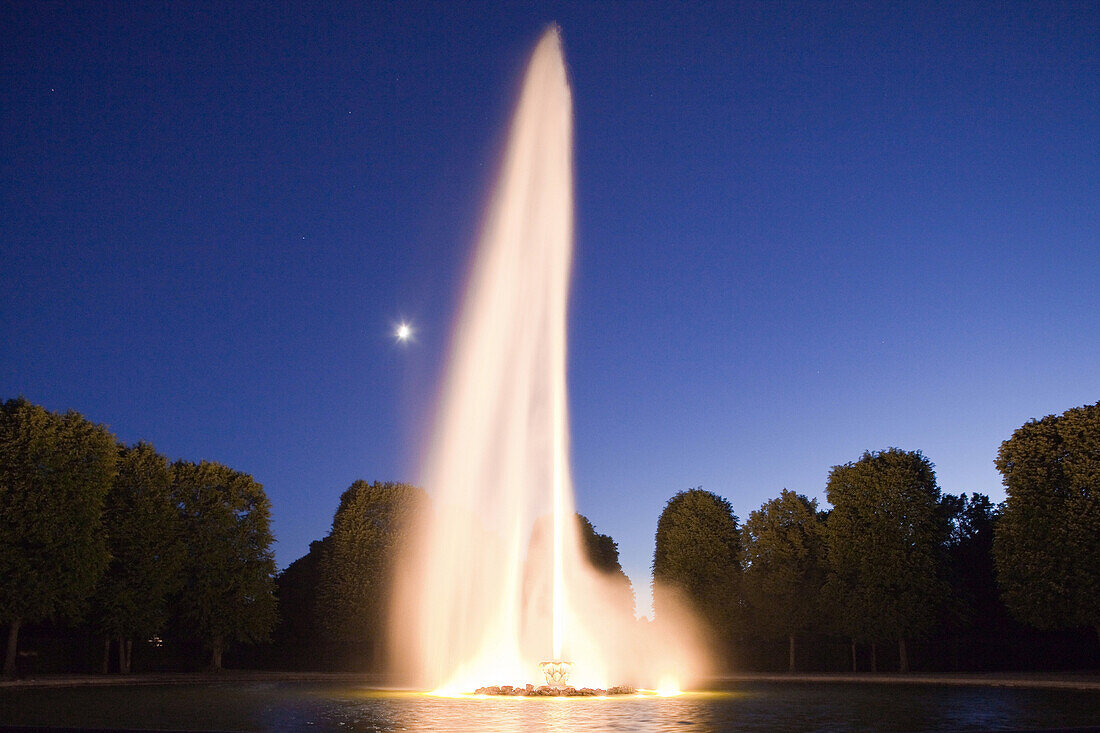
712;672;1100;691
3;670;1100;691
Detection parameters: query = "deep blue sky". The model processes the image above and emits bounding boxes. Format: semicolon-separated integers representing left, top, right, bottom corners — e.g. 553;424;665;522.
3;2;1097;617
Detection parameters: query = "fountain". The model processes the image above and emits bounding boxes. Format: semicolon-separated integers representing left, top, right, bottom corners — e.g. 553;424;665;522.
390;25;707;696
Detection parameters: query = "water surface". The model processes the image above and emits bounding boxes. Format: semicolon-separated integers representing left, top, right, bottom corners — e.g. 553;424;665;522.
2;680;1100;731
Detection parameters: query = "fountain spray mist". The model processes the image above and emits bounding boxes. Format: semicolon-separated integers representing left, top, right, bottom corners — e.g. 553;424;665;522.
390;26;709;694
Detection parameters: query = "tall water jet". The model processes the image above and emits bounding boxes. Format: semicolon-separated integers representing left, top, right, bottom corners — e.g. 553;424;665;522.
391;26;708;694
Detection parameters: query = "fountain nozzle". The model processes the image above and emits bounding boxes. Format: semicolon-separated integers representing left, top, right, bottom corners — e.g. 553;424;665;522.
539;660;574;688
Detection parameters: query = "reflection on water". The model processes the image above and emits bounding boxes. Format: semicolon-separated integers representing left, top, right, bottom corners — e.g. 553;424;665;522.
1;681;1099;732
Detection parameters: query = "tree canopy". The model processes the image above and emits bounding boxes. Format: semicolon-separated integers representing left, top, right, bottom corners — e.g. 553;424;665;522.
314;480;426;667
92;442;185;672
824;448;947;672
993;401;1100;642
652;488;743;657
742;489;827;671
938;492;1000;633
579;514;635;617
576;514;621;574
274;538;329;650
171;460;277;669
0;398;117;676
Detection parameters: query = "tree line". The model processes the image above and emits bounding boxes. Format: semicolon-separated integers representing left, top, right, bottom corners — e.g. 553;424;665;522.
0;397;276;676
270;398;1100;674
269;480;634;671
653;400;1100;673
0;397;632;675
3;394;1097;675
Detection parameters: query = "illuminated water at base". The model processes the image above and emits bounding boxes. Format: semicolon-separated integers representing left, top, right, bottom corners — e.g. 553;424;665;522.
4;681;1100;732
389;27;705;692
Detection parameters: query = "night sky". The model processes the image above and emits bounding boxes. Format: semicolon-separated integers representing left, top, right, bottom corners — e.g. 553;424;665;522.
3;2;1097;617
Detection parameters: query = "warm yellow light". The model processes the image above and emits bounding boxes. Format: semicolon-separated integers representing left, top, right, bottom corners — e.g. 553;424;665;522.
655;676;682;697
423;690;641;701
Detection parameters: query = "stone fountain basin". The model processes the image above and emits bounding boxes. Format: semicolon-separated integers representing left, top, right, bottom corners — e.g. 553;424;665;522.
474;684;636;697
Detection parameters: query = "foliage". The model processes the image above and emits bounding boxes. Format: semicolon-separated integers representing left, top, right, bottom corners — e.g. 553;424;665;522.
742;490;827;643
576;514;621;573
575;513;635;616
824;448;947;648
938;492;1000;632
652;488;743;645
92;443;185;647
993;401;1100;639
315;480;426;653
0;398;117;674
275;538;329;646
171;460;277;668
942;492;996;551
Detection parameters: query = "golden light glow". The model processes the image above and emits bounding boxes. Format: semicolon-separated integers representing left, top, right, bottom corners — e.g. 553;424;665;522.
655;676;683;697
422;690;653;701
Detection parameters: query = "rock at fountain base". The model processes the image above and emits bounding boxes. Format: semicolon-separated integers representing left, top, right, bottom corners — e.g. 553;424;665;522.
474;684;636;697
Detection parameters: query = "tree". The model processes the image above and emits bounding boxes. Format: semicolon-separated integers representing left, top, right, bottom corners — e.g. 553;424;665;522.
171;460;277;670
314;480;426;668
742;490;827;672
92;442;184;673
576;513;635;616
527;513;636;618
576;514;621;574
824;448;947;673
652;488;743;664
940;493;999;628
993;401;1100;645
272;538;329;666
0;398;117;676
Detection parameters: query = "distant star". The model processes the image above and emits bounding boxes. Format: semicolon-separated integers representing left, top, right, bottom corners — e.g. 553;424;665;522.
396;322;413;342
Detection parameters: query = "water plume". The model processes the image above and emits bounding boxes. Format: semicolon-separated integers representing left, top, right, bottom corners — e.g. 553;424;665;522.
390;25;708;693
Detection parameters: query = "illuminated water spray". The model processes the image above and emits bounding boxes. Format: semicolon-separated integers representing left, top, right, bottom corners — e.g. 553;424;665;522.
391;25;707;695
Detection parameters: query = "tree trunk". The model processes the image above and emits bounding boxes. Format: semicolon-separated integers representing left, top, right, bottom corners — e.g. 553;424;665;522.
3;618;21;677
118;637;132;674
870;642;878;673
850;638;858;673
210;636;223;671
125;639;133;674
101;636;111;674
898;637;908;673
788;634;796;673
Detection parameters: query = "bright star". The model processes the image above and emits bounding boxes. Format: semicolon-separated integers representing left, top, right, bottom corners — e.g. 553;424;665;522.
395;322;413;342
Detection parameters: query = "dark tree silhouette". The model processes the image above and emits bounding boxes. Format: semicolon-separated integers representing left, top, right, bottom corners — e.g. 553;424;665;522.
994;401;1100;647
92;442;184;673
0;398;116;676
743;490;827;672
824;448;947;672
272;538;330;666
314;480;426;669
171;460;277;670
653;488;743;666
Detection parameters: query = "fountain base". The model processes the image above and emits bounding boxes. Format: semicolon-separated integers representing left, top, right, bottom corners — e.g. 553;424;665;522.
538;659;573;688
474;684;637;697
472;659;636;696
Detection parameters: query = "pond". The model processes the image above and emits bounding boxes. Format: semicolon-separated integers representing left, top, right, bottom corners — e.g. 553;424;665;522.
2;679;1099;731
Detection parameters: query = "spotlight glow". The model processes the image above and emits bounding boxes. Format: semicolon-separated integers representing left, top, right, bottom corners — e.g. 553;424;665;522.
655;677;682;697
389;25;710;696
